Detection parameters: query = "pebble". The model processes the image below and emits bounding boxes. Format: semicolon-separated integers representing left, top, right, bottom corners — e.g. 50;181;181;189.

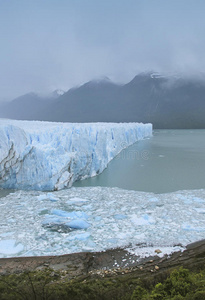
155;249;162;254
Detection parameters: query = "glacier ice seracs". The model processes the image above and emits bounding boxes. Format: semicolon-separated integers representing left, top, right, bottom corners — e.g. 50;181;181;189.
0;119;152;191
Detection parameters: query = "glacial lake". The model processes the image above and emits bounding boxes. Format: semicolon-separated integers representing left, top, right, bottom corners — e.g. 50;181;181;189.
74;129;205;194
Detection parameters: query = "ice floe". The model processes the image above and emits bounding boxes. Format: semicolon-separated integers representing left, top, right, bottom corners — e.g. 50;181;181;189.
0;187;205;258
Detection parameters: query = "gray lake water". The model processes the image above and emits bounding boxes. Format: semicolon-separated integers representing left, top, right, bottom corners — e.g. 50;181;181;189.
74;129;205;193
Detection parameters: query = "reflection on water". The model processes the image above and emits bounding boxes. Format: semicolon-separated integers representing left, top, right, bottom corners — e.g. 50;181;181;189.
74;130;205;193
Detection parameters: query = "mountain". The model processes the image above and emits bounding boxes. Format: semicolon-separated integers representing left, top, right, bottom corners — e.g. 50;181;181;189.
115;72;205;128
40;73;205;128
37;77;121;122
1;73;205;128
0;91;62;121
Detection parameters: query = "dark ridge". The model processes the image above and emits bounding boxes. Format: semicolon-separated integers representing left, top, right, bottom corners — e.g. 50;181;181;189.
1;73;205;129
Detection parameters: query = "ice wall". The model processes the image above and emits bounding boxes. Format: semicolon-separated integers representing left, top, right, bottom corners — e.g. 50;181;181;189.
0;120;152;191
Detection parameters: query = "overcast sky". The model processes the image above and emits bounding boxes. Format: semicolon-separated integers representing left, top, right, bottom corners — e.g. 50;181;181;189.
0;0;205;101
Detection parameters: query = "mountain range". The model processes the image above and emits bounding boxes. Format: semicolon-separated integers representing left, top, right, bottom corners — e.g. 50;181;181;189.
1;72;205;129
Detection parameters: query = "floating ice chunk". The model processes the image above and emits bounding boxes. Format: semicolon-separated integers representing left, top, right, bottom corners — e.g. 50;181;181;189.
42;216;73;233
0;239;24;255
135;233;146;240
82;240;96;251
68;197;88;203
183;199;192;204
73;211;89;219
66;198;89;206
46;193;59;202
194;208;205;214
193;197;204;203
67;232;90;241
131;214;155;226
37;193;59;201
176;194;192;204
50;209;71;218
37;194;47;201
107;238;119;244
51;209;88;219
65;219;90;229
176;194;188;200
149;197;159;202
41;215;64;225
42;210;90;232
114;214;127;220
182;224;205;232
147;197;160;208
0;232;14;237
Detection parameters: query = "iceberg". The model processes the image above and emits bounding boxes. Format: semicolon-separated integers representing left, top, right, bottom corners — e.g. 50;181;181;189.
0;119;152;191
65;219;90;229
0;239;24;255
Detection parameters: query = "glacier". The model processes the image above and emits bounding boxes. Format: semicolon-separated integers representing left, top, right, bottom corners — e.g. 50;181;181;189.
0;119;152;191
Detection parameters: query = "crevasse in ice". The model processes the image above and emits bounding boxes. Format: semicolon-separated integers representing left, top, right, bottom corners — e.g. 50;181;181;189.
0;119;152;191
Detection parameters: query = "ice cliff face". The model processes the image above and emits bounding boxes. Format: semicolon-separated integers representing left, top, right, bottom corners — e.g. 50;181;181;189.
0;120;152;191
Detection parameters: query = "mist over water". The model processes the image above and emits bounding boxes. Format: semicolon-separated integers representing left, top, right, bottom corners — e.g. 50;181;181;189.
74;130;205;193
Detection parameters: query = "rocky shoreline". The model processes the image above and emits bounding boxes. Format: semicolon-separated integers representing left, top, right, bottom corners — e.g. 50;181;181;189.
0;240;205;279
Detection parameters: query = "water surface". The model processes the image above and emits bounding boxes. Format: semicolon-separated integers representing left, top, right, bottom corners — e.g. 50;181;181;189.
74;130;205;193
0;189;13;198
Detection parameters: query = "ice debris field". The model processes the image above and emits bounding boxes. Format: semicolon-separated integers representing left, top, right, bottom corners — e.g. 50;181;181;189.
0;119;152;191
0;186;205;258
0;120;204;259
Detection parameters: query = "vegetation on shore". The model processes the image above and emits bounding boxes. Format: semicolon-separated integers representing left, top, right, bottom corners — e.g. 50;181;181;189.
0;266;205;299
